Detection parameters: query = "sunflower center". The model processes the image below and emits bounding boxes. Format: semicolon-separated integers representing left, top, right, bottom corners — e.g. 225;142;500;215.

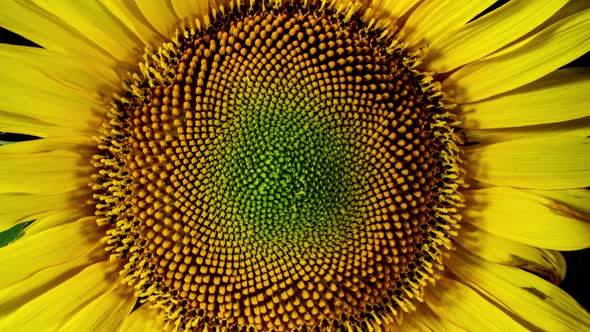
226;110;349;241
92;0;463;331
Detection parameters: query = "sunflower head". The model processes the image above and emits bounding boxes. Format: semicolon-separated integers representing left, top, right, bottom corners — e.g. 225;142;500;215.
91;0;463;330
2;0;589;331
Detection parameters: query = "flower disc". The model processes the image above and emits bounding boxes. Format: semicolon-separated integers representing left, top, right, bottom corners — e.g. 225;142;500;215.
92;0;464;330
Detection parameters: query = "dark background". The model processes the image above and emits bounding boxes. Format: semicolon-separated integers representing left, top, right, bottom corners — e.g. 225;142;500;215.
0;0;588;312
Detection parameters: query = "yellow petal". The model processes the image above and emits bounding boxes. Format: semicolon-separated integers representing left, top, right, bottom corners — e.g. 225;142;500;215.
454;223;566;282
530;188;590;216
0;217;101;288
447;249;590;332
462;68;590;129
446;8;590;102
33;0;142;61
425;277;528;331
171;0;210;22
471;2;590;63
0;252;95;317
463;187;590;250
0;261;117;331
118;305;162;332
0;114;86;139
465;131;590;189
24;213;95;237
519;0;590;40
58;285;135;331
0;137;93;194
135;1;179;37
0;43;119;96
0;56;102;130
374;0;420;19
0;1;112;61
99;0;166;47
0;191;87;231
0;136;94;154
400;303;467;332
400;0;496;48
426;0;568;73
0;150;90;194
464;116;590;145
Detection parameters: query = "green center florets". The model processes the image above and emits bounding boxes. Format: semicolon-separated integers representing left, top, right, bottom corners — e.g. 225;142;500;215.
224;108;354;243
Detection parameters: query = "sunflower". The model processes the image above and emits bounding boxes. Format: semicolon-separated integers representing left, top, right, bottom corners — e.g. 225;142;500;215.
1;0;589;330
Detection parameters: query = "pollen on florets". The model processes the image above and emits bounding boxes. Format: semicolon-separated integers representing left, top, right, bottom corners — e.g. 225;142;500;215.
90;0;464;331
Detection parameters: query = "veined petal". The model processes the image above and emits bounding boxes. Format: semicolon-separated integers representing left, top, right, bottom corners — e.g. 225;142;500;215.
424;277;528;331
171;0;210;22
0;150;91;194
464;117;590;145
400;0;496;48
0;0;113;61
58;285;135;331
0;91;98;133
426;0;568;73
23;211;93;237
399;303;467;332
530;188;590;216
118;305;162;332
0;216;101;289
514;0;590;42
465;131;590;189
0;56;103;130
0;261;117;331
135;1;179;37
0;44;119;96
453;223;566;283
0;138;94;194
0;136;94;154
463;187;590;250
448;249;590;332
462;68;590;129
99;0;166;47
0;252;95;318
374;0;420;19
446;8;590;102
0;191;87;231
0;115;89;139
32;0;143;62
